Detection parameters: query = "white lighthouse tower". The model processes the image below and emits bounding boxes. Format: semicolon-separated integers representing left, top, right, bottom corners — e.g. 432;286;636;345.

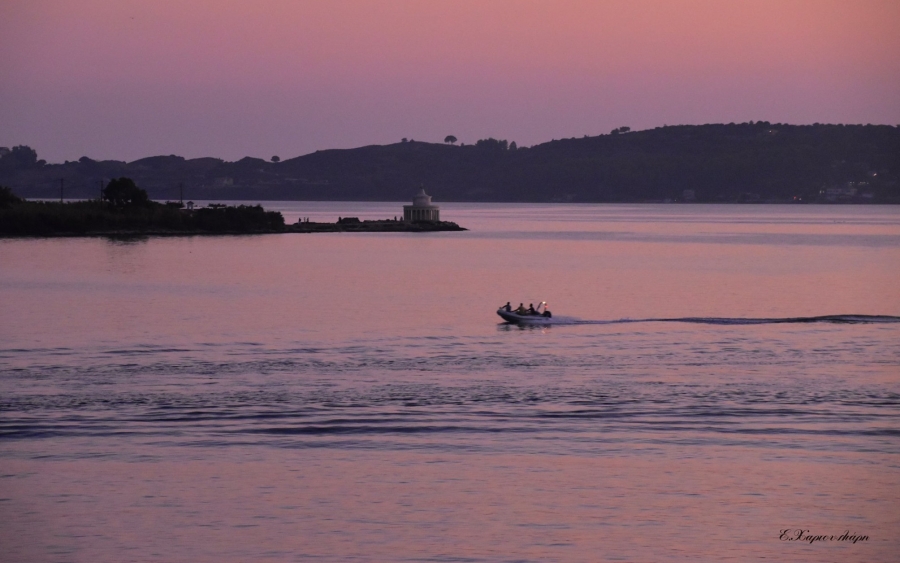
403;188;440;222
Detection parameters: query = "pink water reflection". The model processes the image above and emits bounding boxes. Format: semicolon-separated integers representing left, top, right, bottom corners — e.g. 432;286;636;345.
0;204;897;562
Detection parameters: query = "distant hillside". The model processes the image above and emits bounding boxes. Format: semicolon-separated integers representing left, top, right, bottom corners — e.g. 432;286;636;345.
2;123;898;203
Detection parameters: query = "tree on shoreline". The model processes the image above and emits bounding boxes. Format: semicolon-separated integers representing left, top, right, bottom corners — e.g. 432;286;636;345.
444;135;457;144
0;186;23;208
103;177;149;208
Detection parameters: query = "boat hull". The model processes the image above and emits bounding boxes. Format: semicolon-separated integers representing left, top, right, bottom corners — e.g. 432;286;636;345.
497;309;553;324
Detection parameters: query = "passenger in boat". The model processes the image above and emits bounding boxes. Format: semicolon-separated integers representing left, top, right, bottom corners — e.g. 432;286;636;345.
527;303;536;315
516;303;527;314
503;302;512;312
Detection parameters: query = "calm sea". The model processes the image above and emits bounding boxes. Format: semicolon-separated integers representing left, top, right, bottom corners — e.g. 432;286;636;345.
1;203;899;562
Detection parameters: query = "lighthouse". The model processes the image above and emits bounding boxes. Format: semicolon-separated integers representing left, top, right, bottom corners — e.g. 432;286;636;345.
403;188;440;222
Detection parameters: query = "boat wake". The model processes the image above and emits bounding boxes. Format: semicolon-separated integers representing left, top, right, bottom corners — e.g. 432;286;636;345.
570;314;900;326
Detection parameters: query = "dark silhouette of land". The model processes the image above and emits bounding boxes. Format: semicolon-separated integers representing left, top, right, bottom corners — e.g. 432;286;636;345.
291;217;465;233
0;184;464;237
0;184;285;236
2;122;898;203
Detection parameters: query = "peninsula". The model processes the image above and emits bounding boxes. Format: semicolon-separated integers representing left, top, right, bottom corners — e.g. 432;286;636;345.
0;183;465;237
290;217;464;233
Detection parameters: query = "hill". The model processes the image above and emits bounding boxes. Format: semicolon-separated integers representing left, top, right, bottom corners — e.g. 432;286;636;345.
2;123;898;203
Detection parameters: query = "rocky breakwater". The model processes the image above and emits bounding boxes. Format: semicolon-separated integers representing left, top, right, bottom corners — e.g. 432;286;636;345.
288;217;466;233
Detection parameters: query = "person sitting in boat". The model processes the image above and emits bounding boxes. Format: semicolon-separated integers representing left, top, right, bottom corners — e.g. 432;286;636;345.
503;302;512;312
516;303;527;314
527;303;536;315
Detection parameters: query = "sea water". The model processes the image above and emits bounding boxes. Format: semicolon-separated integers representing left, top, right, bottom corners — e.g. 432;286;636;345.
1;204;898;562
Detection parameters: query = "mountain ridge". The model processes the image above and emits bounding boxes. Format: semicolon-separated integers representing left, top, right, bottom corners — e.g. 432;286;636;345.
2;122;898;203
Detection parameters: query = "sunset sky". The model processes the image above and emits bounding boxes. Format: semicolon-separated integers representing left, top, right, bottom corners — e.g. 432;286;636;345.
1;0;898;163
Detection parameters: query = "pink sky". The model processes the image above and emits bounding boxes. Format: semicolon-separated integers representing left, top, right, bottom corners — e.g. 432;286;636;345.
1;0;898;163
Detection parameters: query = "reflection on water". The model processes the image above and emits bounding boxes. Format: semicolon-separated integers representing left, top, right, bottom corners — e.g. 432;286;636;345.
1;204;898;562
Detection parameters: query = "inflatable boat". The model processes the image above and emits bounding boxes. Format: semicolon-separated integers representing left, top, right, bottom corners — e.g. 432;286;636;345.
497;302;553;324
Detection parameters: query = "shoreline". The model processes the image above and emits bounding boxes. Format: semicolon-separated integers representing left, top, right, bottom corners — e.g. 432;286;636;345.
0;220;467;238
0;191;467;237
288;219;465;233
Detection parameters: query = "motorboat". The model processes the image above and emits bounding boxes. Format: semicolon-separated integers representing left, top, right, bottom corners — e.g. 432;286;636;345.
497;302;553;324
